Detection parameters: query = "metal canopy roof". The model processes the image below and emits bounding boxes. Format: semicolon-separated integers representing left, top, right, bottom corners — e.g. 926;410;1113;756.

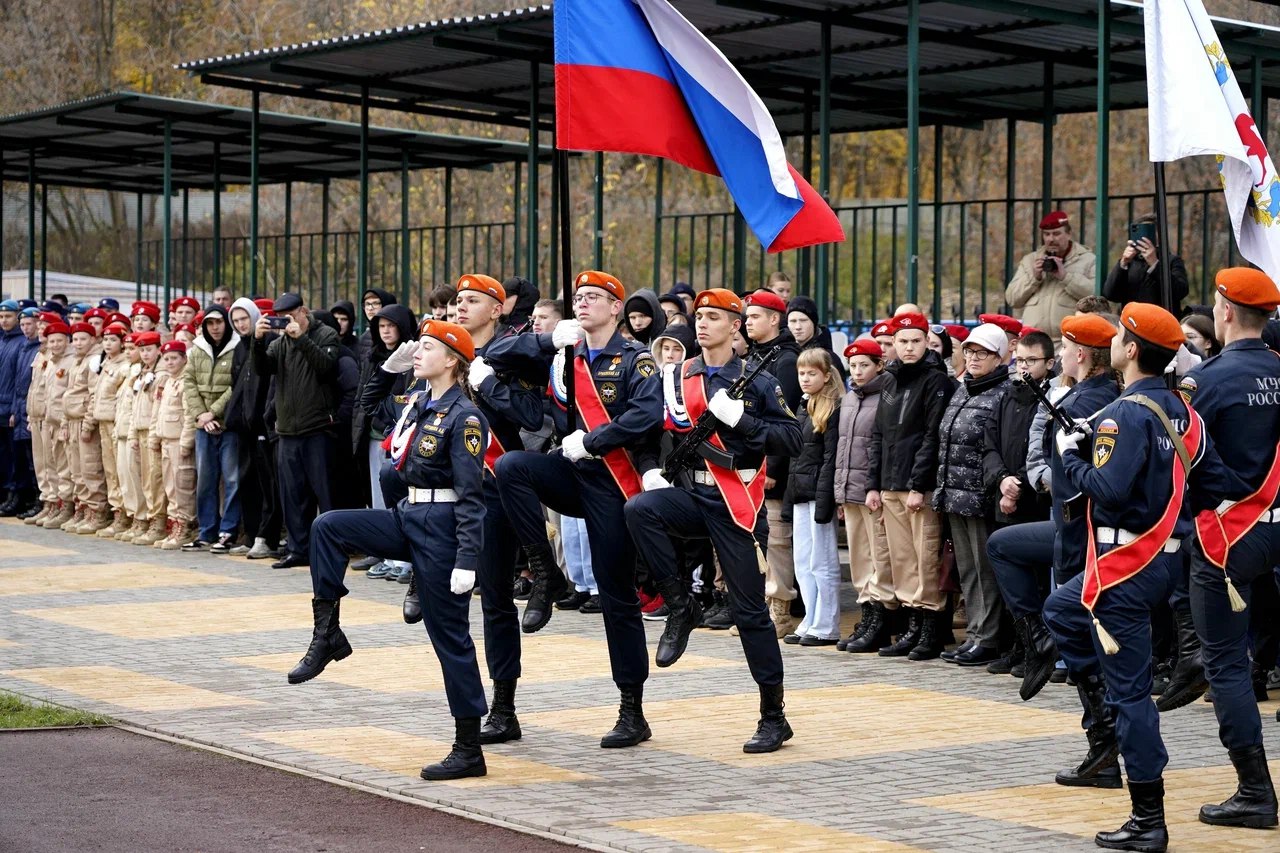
0;91;550;194
179;0;1280;136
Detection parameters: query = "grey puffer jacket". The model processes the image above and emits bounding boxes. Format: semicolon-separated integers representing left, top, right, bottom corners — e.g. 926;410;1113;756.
833;373;885;505
933;365;1010;517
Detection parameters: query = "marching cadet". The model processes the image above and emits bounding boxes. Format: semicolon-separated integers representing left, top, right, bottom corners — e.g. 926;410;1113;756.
1179;268;1280;829
288;320;492;782
22;313;55;525
624;288;801;753
88;323;131;536
153;340;198;550
130;331;167;546
1044;302;1235;853
62;321;109;533
40;320;76;530
109;333;145;541
492;271;661;748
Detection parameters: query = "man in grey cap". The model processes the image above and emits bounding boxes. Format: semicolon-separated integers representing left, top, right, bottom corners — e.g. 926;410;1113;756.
253;293;342;568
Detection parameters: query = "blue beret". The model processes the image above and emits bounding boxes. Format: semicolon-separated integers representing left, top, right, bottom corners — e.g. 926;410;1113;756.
0;300;19;312
20;307;39;318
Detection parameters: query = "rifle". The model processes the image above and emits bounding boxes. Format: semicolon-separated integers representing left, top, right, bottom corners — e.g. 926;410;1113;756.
1012;372;1086;436
661;347;782;482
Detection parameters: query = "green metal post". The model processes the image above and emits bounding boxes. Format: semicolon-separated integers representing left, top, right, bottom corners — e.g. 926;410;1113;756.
26;150;34;301
1042;62;1054;214
283;181;292;291
444;166;453;278
801;90;813;298
594;152;604;269
817;21;832;319
527;63;540;288
1005;119;1016;294
550;150;559;287
39;185;46;299
1095;0;1110;294
513;160;522;284
320;179;330;308
135;192;143;302
932;124;943;321
652;159;664;292
733;205;746;293
250;92;260;296
401;154;411;303
1253;55;1268;137
212;142;221;292
906;0;921;303
359;86;370;298
162;118;172;311
181;187;189;295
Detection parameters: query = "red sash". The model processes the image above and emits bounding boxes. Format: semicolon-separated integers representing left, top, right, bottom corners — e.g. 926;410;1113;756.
484;432;505;477
1195;439;1280;569
1082;404;1203;613
574;355;643;500
681;361;767;532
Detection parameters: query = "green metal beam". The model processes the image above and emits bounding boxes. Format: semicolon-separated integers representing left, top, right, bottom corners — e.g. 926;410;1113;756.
212;142;221;291
594;152;604;269
135;192;143;303
250;91;260;296
1254;55;1269;138
906;0;921;302
181;187;189;295
320;179;330;311
283;181;292;292
1042;61;1054;215
444;166;454;278
401;154;411;303
1095;0;1110;295
513;159;522;284
1004;119;1016;296
162;117;172;311
39;184;47;299
932;124;943;321
359;86;370;299
816;21;832;320
652;159;664;293
526;62;539;289
26;150;34;301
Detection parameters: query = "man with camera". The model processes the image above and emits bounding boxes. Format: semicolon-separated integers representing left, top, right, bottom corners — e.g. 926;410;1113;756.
1102;213;1190;311
1005;211;1097;345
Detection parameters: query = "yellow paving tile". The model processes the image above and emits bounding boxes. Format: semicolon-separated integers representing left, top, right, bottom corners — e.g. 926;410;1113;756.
17;593;399;639
0;562;241;596
3;665;261;712
228;635;735;692
615;813;927;853
526;684;1079;766
0;637;18;647
0;537;77;558
252;725;594;789
913;762;1280;852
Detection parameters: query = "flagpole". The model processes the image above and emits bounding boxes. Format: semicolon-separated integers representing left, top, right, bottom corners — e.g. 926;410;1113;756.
557;148;577;431
1153;161;1175;313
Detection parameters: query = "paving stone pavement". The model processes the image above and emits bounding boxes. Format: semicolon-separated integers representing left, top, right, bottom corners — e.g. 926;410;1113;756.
1;516;1277;852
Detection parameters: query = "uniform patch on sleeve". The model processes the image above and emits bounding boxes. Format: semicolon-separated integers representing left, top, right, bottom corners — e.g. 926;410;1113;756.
635;353;657;378
1096;418;1119;436
463;417;483;457
775;385;794;418
1094;436;1116;468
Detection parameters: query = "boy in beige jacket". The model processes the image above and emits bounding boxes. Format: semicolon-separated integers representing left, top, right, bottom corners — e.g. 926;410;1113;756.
40;322;76;530
61;322;108;532
86;323;131;535
128;331;165;545
153;341;197;549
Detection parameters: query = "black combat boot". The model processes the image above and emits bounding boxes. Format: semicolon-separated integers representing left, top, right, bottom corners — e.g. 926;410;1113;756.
701;591;735;629
655;577;703;668
600;684;651;748
521;543;568;634
1056;673;1121;789
1253;662;1270;702
420;717;486;781
1155;607;1207;712
878;607;921;657
402;572;422;624
0;491;19;517
1095;778;1168;852
838;602;873;651
479;679;522;745
287;599;353;684
1017;613;1059;701
908;609;946;661
1199;744;1279;828
743;683;793;753
846;602;890;653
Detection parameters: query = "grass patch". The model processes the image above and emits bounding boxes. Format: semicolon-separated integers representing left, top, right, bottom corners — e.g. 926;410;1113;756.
0;690;112;729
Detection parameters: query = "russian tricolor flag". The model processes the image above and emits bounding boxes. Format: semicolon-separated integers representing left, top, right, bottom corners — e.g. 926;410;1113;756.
555;0;846;253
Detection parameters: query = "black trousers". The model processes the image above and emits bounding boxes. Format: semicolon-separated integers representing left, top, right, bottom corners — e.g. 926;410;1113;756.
987;520;1055;620
278;432;334;555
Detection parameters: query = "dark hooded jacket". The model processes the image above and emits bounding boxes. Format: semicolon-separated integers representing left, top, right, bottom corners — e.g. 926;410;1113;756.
355;303;417;447
356;288;398;362
867;349;956;494
252;308;341;437
652;324;698;362
329;300;360;355
502;276;539;331
748;327;802;499
984;372;1054;523
623;289;667;346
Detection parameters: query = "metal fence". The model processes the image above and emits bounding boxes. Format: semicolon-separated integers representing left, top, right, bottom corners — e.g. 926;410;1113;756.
138;220;517;311
657;188;1235;328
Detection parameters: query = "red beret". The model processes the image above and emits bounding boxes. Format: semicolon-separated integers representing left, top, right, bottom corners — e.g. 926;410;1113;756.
693;288;743;314
574;270;625;301
131;301;161;321
417;319;475;362
70;322;97;338
42;322;70;338
1215;267;1280;311
109;312;131;327
84;307;110;321
1120;303;1184;351
844;338;884;360
890;312;930;335
942;323;970;342
253;298;276;316
1039;211;1070;230
1019;326;1044;338
161;340;187;356
744;289;787;314
173;323;197;336
979;313;1023;334
133;331;162;348
457;274;507;305
169;296;200;312
870;319;893;338
103;323;130;339
1060;314;1117;349
38;311;62;325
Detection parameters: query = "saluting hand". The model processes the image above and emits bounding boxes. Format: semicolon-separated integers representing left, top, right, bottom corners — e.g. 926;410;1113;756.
381;340;419;374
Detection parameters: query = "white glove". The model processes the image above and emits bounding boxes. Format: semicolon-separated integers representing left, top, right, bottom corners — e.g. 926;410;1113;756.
1056;428;1086;457
450;569;475;595
381;340;419;373
551;319;583;349
708;389;745;428
1167;343;1202;377
468;357;495;389
642;469;672;491
561;429;591;462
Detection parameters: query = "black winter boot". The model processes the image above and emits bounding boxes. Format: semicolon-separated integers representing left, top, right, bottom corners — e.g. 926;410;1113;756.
878;607;921;657
402;572;422;624
1252;662;1270;703
908;609;946;660
287;599;353;684
1056;673;1121;789
479;678;522;744
655;577;703;668
600;684;651;748
1198;744;1279;828
521;543;569;634
1018;613;1059;701
743;682;793;753
1095;778;1168;852
1156;606;1207;712
420;717;486;781
846;602;890;653
838;602;873;651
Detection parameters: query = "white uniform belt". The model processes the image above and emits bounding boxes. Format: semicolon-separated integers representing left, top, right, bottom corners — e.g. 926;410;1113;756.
1095;526;1181;552
1215;499;1280;523
692;468;758;486
407;487;458;504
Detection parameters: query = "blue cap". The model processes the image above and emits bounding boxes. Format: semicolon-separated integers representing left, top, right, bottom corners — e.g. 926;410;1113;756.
0;300;19;312
98;297;120;311
69;302;92;314
40;300;66;316
670;281;695;297
20;307;39;319
272;292;303;313
16;299;37;310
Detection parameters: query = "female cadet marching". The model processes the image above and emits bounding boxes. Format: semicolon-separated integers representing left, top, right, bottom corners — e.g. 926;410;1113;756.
287;319;492;782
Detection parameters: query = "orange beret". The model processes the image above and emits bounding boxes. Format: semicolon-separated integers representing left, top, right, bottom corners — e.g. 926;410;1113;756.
870;319;893;338
890;312;929;335
1060;314;1117;348
1040;211;1070;230
69;322;97;338
844;338;883;360
574;270;625;301
1120;302;1184;351
133;331;162;348
161;340;187;356
417;319;475;363
693;288;742;314
457;274;506;305
979;313;1023;334
1215;267;1280;311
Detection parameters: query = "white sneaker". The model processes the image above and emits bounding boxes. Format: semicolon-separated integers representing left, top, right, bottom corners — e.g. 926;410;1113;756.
245;537;273;559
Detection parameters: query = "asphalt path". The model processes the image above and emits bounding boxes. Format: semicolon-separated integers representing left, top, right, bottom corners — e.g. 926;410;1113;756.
0;728;578;853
